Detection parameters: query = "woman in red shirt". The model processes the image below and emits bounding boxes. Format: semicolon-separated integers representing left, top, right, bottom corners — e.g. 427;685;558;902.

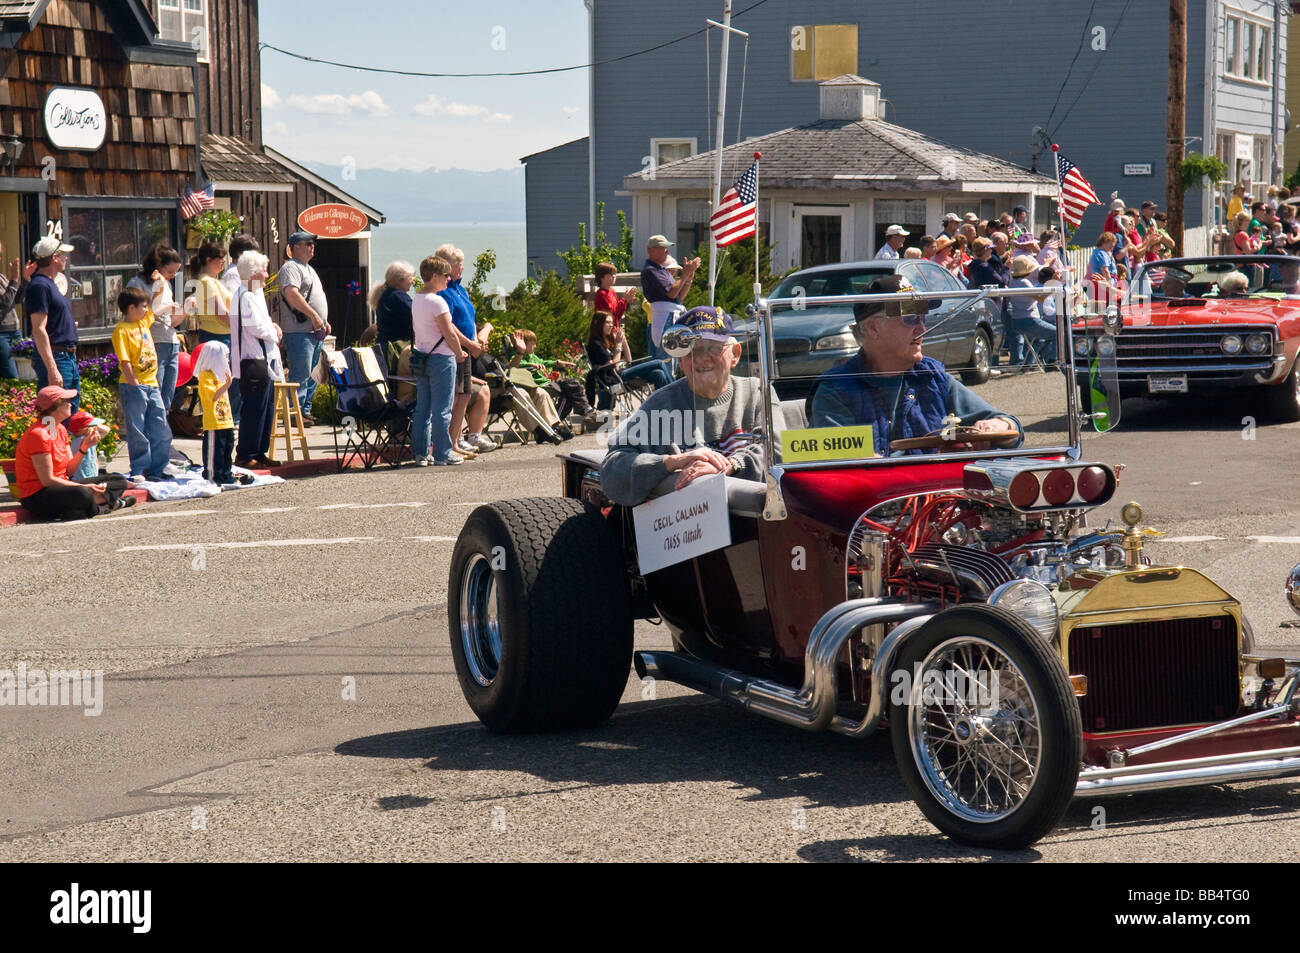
15;386;132;520
592;261;638;327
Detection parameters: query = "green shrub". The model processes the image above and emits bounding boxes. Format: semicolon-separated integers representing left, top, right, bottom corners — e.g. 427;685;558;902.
0;378;119;462
312;383;341;425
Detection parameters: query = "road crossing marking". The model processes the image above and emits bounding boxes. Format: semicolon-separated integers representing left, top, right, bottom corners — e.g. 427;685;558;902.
118;537;379;552
317;502;428;510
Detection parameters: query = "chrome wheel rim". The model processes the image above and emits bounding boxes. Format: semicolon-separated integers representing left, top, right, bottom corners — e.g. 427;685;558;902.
907;636;1041;823
972;333;989;374
459;552;502;686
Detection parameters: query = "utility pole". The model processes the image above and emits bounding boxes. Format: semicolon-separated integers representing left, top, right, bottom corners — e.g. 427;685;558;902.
1167;0;1186;255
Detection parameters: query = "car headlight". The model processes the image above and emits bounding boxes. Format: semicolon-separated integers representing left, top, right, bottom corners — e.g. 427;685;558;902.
1073;336;1092;357
814;331;857;351
1095;336;1116;358
1244;332;1271;355
988;579;1059;642
1221;334;1243;355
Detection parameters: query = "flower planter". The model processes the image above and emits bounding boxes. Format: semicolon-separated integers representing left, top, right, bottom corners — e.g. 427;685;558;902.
13;356;35;381
1;457;16;492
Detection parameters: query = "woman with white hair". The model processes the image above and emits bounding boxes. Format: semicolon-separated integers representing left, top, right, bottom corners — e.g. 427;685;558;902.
434;243;495;455
230;250;284;469
370;260;416;359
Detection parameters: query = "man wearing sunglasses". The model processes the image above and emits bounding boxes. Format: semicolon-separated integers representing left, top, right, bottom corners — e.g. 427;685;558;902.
601;305;784;505
809;274;1020;456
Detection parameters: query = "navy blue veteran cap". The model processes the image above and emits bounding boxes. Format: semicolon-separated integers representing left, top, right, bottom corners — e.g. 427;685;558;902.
288;231;316;246
673;305;735;342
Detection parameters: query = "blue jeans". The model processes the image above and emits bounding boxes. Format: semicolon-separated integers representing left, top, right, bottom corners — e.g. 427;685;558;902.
35;349;81;413
283;331;323;416
1012;317;1058;364
621;359;672;391
154;339;180;412
411;353;457;461
0;330;17;379
119;383;172;477
198;330;241;422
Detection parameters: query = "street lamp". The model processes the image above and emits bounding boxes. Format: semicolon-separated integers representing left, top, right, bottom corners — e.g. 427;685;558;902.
0;136;23;168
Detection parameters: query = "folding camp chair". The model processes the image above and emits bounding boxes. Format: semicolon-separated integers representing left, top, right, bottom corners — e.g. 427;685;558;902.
481;355;561;446
329;345;414;470
587;360;654;422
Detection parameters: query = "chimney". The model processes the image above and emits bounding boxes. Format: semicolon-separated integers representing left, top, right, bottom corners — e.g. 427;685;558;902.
818;75;882;121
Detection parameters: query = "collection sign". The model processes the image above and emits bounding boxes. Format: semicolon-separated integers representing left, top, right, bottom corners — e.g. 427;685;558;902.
297;204;368;239
632;474;730;574
43;87;106;152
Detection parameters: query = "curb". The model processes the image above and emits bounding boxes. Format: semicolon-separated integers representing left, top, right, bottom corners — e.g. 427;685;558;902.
1;455;349;527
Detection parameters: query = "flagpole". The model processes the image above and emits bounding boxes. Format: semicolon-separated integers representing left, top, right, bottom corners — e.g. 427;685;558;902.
752;151;761;295
1050;143;1075;316
707;0;733;307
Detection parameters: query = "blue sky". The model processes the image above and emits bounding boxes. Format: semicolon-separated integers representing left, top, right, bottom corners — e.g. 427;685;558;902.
259;0;590;172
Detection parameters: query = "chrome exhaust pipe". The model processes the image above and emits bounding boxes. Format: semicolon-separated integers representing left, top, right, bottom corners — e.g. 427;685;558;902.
634;598;938;734
1077;745;1300;796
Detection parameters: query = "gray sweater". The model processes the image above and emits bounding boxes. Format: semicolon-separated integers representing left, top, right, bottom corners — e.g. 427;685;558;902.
600;375;784;505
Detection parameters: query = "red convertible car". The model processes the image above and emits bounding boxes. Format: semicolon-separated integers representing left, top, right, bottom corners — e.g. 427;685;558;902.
449;283;1300;849
1074;255;1300;421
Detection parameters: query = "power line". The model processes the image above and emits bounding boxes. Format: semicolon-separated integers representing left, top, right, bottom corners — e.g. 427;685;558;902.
1044;0;1099;133
1050;0;1136;138
258;0;773;80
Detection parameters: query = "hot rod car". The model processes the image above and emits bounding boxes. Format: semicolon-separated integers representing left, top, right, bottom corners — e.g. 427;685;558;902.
449;282;1300;850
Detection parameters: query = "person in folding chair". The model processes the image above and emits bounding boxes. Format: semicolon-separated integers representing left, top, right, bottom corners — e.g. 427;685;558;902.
1007;255;1057;368
501;329;584;442
585;311;671;413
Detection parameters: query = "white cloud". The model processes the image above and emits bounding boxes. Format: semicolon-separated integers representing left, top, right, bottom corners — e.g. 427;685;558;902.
285;90;393;117
562;105;579;115
261;83;281;109
270;120;289;137
413;94;511;124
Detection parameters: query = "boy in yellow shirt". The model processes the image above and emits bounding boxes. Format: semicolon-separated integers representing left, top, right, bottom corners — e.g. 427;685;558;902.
112;287;172;481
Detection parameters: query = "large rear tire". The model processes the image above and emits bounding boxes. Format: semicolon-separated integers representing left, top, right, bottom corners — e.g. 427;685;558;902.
449;498;634;733
889;605;1082;849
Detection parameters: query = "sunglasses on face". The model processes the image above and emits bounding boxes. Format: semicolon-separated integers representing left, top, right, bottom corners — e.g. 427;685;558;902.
688;342;727;358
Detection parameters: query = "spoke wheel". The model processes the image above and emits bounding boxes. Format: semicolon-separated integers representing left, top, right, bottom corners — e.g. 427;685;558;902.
961;328;992;385
890;605;1081;849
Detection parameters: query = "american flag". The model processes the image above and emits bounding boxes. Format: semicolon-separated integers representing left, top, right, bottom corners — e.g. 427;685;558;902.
1056;152;1100;228
180;183;215;220
709;161;758;247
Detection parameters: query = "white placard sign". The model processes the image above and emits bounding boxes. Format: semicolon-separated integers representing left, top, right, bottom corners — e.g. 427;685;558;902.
632;474;731;574
44;87;107;151
1122;163;1152;176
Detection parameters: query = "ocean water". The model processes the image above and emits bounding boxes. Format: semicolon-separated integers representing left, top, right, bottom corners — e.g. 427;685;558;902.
369;221;528;292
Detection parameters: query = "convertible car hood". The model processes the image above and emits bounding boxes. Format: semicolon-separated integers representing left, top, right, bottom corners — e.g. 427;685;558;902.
1125;299;1295;328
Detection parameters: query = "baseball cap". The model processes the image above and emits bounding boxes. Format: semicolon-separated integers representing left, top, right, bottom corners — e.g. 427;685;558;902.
962;212;979;222
1110;198;1125;211
35;385;77;412
669;305;735;344
885;224;910;237
287;231;316;246
66;411;105;434
1140;200;1157;210
1012;205;1028;215
942;213;960;223
33;236;74;258
852;274;935;322
647;234;674;249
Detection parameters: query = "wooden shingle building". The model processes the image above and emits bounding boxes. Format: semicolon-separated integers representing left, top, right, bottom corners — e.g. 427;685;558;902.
0;0;382;345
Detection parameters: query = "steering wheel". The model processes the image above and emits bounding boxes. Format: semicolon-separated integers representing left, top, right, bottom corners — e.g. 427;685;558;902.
889;426;1020;452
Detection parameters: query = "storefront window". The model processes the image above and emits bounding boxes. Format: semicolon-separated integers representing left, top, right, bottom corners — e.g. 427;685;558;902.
63;204;178;334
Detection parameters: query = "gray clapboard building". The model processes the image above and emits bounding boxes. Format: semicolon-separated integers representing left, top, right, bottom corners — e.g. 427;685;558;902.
524;0;1287;276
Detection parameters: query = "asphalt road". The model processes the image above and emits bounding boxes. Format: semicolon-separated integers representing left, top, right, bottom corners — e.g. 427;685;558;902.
1;382;1298;862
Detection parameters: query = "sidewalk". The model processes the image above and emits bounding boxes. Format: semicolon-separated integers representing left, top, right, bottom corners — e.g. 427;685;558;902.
1;423;346;526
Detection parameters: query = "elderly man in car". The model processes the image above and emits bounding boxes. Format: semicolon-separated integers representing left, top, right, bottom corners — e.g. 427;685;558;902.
810;274;1021;457
601;305;783;505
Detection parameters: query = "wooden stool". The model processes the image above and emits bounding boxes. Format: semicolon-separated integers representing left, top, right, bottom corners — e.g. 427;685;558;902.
270;382;311;462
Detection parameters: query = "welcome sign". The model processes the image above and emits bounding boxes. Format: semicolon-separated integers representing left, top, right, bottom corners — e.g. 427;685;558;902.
43;87;107;151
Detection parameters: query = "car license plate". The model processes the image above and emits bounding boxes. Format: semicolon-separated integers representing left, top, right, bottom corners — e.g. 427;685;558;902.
1147;375;1188;394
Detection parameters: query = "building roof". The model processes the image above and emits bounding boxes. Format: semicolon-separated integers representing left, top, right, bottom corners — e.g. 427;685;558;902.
202;134;298;191
520;136;587;164
623;117;1056;194
263;145;385;224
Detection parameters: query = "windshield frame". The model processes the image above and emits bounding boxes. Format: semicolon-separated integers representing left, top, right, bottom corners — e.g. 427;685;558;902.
1124;254;1300;307
754;285;1080;479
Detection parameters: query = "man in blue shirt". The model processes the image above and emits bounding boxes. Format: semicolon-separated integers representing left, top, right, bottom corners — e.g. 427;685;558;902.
434;245;495;454
25;235;81;412
810;275;1020;456
640;235;700;358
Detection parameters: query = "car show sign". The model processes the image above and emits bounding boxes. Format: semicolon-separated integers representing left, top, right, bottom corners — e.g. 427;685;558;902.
781;425;876;463
297;204;368;239
43;87;107;151
632;474;730;574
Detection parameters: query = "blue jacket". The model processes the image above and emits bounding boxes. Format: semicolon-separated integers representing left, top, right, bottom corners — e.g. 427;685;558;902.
810;353;1021;456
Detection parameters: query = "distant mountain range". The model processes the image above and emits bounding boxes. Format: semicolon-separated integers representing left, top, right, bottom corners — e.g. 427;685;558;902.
301;162;525;223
